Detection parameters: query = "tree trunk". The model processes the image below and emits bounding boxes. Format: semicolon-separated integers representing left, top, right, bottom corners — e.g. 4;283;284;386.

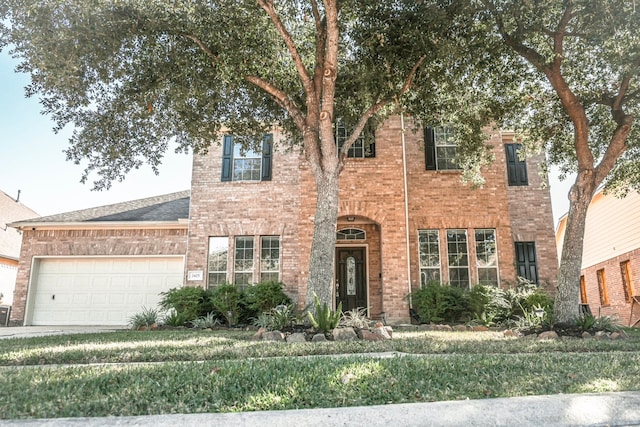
306;169;340;309
554;171;597;324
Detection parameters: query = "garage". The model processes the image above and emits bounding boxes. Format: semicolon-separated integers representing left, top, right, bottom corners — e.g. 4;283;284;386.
27;257;184;326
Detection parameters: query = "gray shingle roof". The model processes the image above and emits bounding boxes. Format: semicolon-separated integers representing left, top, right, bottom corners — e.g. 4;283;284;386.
10;190;190;225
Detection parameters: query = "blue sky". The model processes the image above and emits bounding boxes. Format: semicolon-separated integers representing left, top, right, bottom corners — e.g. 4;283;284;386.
0;48;573;222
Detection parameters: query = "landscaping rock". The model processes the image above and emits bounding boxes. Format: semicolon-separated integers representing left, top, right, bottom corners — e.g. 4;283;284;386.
252;327;267;341
594;331;610;340
372;327;391;340
332;327;358;341
471;325;489;332
263;331;285;342
311;333;327;342
434;324;453;332
453;325;468;332
385;326;394;338
287;332;307;343
581;331;592;339
611;331;628;340
537;331;559;340
503;329;520;337
359;329;384;341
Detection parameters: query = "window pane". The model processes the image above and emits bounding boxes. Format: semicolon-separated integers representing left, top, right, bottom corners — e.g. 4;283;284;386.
260;236;280;282
207;237;229;288
475;229;498;286
447;229;469;289
418;230;441;287
234;236;254;287
434;126;459;170
232;141;262;181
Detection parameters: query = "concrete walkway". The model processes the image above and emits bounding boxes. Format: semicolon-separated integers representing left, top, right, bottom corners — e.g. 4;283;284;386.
1;391;640;426
1;326;640;426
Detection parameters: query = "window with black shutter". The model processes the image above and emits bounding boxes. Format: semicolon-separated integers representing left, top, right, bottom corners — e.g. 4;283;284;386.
505;143;528;186
221;134;273;182
424;126;459;170
335;120;375;158
515;241;538;284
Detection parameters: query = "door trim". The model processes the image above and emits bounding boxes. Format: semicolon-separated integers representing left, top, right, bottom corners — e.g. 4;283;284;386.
334;244;369;315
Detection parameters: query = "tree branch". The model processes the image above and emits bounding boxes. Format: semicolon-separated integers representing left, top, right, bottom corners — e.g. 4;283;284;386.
181;33;218;68
256;0;314;98
244;75;306;130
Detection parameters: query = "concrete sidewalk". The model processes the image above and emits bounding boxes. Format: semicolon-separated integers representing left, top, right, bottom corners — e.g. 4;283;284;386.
2;391;640;426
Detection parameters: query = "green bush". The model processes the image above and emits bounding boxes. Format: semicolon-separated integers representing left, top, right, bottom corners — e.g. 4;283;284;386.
242;281;292;319
162;310;189;327
159;286;214;322
468;284;509;326
409;281;469;324
191;312;220;329
128;306;160;330
307;294;342;334
209;283;243;326
252;304;299;331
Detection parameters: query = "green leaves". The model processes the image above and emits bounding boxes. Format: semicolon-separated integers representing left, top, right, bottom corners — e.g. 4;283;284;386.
307;293;341;334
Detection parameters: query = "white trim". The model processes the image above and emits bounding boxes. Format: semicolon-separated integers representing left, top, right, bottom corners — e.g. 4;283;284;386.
10;220;188;230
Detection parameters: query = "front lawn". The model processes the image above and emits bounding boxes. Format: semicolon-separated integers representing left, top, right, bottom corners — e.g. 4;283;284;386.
1;328;639;419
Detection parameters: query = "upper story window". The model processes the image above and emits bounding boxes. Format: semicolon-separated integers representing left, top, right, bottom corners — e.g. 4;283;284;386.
505;143;528;186
335;120;375;158
425;126;460;171
221;134;272;182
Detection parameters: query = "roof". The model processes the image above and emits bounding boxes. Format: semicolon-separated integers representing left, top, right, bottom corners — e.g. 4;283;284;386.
10;190;190;228
0;190;39;259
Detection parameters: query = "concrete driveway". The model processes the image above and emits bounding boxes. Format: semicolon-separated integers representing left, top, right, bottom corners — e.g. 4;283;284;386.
0;325;128;339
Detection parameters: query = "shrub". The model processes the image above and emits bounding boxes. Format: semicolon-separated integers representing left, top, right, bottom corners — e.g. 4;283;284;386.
307;294;341;334
340;307;371;329
128;306;160;330
242;281;292;319
468;284;509;326
159;287;214;322
209;283;242;326
191;312;220;329
409;281;469;324
162;310;189;327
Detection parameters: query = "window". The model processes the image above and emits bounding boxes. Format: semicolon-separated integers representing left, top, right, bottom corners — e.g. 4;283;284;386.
260;236;280;282
335;121;375;158
597;268;610;306
221;134;272;181
337;228;366;240
475;229;498;286
208;237;229;288
418;230;441;286
620;261;634;302
447;229;469;289
514;242;538;284
425;126;459;170
234;236;254;288
580;275;588;304
505;143;528;186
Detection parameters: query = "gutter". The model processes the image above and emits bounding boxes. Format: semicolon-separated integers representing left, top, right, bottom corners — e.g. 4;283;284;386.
8;219;189;231
401;113;413;309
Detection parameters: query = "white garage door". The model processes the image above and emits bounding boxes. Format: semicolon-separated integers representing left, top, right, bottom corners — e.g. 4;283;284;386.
30;257;184;326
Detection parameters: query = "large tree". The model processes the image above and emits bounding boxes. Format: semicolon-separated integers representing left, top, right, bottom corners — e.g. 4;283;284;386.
1;1;495;308
473;0;640;323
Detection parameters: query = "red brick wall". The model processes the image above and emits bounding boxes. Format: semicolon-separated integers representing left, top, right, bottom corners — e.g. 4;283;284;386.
186;116;559;323
10;227;187;324
581;248;640;326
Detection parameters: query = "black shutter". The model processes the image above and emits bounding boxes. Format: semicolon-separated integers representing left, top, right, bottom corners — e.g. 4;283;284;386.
505;144;528;186
515;241;538;284
424;127;436;170
261;134;273;181
221;135;233;182
365;141;376;158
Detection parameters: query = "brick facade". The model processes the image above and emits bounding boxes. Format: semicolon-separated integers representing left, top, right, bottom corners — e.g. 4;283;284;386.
186;116;558;323
10;227;187;324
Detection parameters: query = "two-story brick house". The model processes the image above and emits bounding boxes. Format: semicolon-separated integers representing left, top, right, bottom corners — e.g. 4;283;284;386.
184;115;558;323
10;115;558;325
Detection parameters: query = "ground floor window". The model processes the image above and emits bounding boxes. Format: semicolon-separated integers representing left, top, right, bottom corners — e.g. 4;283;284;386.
208;237;229;287
597;268;610;306
418;230;441;286
580;275;588;304
260;236;281;282
207;235;281;288
620;260;634;302
447;229;469;289
475;229;498;286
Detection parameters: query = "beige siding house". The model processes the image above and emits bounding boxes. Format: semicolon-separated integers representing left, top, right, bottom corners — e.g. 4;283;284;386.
556;189;640;325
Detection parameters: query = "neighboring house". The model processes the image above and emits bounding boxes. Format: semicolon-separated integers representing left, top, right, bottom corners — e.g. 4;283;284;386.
9;191;189;325
10;116;559;326
0;190;38;307
556;189;640;326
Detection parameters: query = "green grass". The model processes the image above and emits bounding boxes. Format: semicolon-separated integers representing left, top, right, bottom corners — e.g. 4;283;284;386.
1;328;639;419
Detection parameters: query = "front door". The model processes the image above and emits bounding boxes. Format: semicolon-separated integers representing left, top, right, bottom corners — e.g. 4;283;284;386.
336;247;367;312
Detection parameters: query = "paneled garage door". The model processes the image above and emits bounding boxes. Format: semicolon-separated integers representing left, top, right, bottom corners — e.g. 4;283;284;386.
29;257;184;326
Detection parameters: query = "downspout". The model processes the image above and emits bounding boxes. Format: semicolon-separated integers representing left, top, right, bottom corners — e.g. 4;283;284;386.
401;113;413;309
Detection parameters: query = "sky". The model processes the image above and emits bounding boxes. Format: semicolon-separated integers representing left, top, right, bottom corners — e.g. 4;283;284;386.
0;48;573;223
